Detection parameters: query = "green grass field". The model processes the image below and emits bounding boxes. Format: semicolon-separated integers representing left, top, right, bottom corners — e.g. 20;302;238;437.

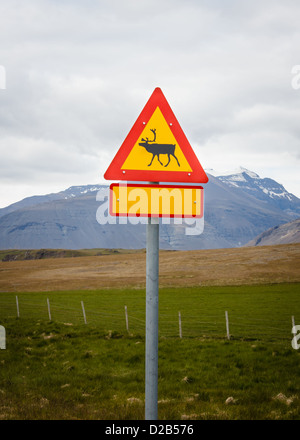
0;283;300;419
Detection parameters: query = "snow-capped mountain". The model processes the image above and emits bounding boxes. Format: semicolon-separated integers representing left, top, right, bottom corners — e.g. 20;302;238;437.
207;167;300;217
0;185;107;218
0;169;299;250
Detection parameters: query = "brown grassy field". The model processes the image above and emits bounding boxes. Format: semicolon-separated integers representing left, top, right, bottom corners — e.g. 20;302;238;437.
0;243;299;292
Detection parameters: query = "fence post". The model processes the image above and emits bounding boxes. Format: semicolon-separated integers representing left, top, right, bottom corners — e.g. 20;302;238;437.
125;305;129;333
81;301;87;324
179;311;182;339
292;316;296;334
0;325;6;350
225;311;230;340
16;296;20;318
47;298;51;321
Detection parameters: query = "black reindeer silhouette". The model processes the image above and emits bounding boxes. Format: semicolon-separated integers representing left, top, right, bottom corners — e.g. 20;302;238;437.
138;129;180;167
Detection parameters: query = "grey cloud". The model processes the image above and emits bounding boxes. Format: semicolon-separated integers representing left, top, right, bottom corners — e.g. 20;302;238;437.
0;0;300;208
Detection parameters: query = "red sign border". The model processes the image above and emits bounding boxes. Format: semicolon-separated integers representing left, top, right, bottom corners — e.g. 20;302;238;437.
109;183;204;218
104;88;208;184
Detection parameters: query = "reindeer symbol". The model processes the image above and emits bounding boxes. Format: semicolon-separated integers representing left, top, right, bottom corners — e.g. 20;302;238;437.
139;129;180;167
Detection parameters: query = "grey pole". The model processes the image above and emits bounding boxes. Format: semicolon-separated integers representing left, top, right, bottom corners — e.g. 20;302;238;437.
145;214;159;420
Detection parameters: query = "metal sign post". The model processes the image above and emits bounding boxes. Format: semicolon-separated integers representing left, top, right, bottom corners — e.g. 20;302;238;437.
104;88;208;421
145;215;159;420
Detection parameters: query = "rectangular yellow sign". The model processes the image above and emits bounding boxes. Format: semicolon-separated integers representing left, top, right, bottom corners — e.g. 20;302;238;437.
109;184;203;218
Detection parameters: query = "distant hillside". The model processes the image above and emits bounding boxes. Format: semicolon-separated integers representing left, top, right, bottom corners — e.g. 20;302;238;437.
246;218;300;246
0;248;144;262
0;244;299;292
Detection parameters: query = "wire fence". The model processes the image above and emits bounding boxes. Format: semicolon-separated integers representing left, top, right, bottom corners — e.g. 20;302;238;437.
0;294;296;344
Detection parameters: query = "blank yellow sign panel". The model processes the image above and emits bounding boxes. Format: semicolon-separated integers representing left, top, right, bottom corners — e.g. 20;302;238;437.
110;184;203;218
121;107;192;172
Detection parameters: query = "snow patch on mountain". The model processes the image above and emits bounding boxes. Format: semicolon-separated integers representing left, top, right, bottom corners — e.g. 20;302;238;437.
208;167;297;205
205;166;259;179
62;185;106;199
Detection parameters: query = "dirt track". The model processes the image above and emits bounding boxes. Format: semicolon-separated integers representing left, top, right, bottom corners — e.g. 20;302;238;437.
0;243;299;292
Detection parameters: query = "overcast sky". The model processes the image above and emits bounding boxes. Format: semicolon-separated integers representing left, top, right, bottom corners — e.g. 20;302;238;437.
0;0;299;208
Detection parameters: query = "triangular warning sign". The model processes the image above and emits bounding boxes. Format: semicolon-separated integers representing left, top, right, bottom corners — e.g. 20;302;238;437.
104;87;208;183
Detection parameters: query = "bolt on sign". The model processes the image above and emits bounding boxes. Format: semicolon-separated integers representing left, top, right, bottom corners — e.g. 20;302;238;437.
109;183;204;218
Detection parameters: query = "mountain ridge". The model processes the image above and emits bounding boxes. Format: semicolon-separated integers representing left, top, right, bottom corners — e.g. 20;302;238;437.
245;217;300;247
0;169;299;251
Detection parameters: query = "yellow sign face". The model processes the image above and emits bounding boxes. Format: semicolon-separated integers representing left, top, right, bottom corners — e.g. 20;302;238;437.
121;107;192;172
110;184;203;218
